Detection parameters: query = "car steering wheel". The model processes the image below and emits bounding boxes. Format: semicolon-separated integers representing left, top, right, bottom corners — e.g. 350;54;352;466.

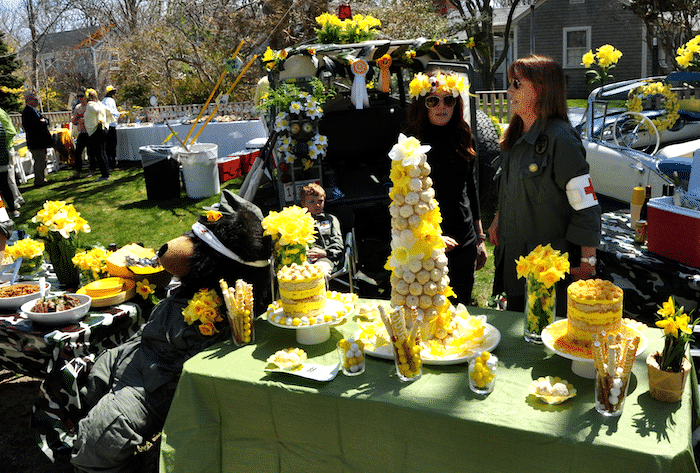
613;111;660;155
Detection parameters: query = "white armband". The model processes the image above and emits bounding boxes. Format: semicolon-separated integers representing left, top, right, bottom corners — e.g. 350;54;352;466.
565;174;598;211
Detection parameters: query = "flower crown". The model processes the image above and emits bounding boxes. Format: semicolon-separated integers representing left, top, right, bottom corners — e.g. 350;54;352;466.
409;72;468;99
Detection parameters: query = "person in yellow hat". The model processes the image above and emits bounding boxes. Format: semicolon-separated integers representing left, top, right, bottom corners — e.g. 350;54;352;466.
102;86;120;169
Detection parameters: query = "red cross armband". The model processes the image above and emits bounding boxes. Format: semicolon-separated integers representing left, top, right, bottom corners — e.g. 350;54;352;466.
565;174;598;211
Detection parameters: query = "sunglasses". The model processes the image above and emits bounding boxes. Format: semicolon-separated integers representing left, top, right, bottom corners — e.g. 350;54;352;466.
510;78;522;90
425;95;457;109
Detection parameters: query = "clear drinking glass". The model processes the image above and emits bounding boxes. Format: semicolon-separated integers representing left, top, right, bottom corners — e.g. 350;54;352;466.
393;340;422;382
469;353;497;395
337;339;365;376
594;370;628;417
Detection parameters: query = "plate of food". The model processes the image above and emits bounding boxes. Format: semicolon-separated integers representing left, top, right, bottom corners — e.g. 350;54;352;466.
264;348;340;381
21;293;92;324
0;281;51;309
355;311;501;365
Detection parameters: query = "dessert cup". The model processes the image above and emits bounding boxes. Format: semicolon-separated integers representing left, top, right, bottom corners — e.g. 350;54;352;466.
393;343;422;382
337;339;365;376
594;370;629;416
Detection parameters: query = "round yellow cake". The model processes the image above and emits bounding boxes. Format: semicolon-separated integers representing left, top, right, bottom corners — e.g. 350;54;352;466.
277;261;327;319
566;279;624;345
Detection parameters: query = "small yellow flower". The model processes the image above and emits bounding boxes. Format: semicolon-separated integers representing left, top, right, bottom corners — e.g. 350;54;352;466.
136;279;156;299
206;210;222;222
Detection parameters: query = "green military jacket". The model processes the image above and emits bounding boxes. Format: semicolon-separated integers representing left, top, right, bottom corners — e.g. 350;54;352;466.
494;117;601;297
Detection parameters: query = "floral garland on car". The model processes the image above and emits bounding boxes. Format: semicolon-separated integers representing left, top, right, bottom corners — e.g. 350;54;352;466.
626;82;680;132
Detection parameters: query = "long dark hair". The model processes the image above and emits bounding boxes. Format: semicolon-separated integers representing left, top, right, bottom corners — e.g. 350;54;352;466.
403;70;475;162
500;55;569;150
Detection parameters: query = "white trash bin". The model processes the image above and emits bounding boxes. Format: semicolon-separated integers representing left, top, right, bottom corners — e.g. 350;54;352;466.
176;143;220;199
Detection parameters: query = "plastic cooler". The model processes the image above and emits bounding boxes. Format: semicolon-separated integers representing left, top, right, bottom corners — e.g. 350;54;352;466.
647;196;700;268
176;143;220;199
138;145;181;200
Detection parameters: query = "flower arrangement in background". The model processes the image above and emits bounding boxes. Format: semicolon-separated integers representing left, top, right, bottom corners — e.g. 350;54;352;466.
262;206;316;268
582;44;623;89
676;35;700;71
257;78;334;170
654;296;697;372
72;247;110;283
516;244;570;338
315;12;381;44
409;71;468;99
5;238;44;275
32;201;90;287
182;288;223;336
626;81;680;132
261;47;289;72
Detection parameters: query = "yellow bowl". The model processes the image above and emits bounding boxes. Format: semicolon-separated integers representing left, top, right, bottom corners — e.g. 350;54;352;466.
83;277;126;298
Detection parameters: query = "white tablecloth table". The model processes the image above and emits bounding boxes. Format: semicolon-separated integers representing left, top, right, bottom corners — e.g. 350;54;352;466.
116;120;267;162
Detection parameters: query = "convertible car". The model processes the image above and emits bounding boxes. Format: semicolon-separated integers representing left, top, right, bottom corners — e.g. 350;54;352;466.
577;71;700;203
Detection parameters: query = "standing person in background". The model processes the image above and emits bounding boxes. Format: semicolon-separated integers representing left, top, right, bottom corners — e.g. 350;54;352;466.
0;107;20;218
487;55;601;314
85;89;113;182
102;86;120;170
70;91;90;179
300;183;344;277
21;92;53;188
403;69;488;306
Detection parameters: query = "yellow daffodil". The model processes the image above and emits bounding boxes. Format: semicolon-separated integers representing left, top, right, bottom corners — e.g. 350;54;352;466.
206;210;222;222
136;279;156;299
183;288;222;336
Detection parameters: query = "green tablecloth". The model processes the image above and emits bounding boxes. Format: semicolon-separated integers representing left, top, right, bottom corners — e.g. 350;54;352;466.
160;303;699;473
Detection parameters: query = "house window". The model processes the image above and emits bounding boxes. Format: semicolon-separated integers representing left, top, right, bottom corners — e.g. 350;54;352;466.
109;52;120;71
563;27;591;68
570;0;584;4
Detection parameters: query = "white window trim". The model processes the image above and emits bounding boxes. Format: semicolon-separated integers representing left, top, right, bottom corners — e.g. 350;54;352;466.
562;26;592;69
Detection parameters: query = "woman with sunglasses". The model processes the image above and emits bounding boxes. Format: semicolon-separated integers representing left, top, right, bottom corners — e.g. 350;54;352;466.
487;55;601;314
403;70;488;306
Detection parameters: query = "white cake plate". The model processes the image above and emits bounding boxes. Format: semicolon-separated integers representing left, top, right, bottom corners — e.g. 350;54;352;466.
541;319;647;379
265;299;348;345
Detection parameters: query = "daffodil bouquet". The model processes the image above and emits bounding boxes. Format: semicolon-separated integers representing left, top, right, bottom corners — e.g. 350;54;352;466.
182;288;224;336
72;247;110;283
31;200;90;287
582;44;623;89
655;297;698;372
314;12;381;44
676;35;700;71
5;238;44;275
516;244;570;339
262;206;316;268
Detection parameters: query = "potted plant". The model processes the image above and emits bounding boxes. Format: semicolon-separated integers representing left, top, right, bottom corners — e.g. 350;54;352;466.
647;296;697;402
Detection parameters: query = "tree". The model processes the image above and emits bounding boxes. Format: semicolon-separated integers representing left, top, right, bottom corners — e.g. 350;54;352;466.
626;0;700;71
352;0;451;41
0;31;24;111
447;0;523;89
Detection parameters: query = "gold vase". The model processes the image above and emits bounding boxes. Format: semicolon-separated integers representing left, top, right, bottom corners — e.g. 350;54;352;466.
646;352;691;403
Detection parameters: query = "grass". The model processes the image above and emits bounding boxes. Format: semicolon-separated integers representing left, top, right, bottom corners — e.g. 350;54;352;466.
12;165;246;250
13;163;498;307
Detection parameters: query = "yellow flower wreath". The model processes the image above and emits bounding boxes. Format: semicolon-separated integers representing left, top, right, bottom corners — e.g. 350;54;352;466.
626;82;680;132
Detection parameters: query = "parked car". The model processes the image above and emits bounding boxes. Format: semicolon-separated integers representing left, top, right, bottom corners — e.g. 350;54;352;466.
254;39;500;296
577;71;700;203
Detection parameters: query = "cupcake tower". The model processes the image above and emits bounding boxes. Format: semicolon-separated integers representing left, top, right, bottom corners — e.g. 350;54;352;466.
386;134;452;322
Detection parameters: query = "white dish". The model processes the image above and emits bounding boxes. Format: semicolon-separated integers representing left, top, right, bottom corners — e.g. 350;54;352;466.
266;299;348;329
357;323;501;365
0;281;51;310
21;293;92;324
541;319;647;378
264;362;340;382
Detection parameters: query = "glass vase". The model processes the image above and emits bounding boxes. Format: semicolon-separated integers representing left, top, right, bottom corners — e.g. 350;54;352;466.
44;235;80;289
523;276;556;344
